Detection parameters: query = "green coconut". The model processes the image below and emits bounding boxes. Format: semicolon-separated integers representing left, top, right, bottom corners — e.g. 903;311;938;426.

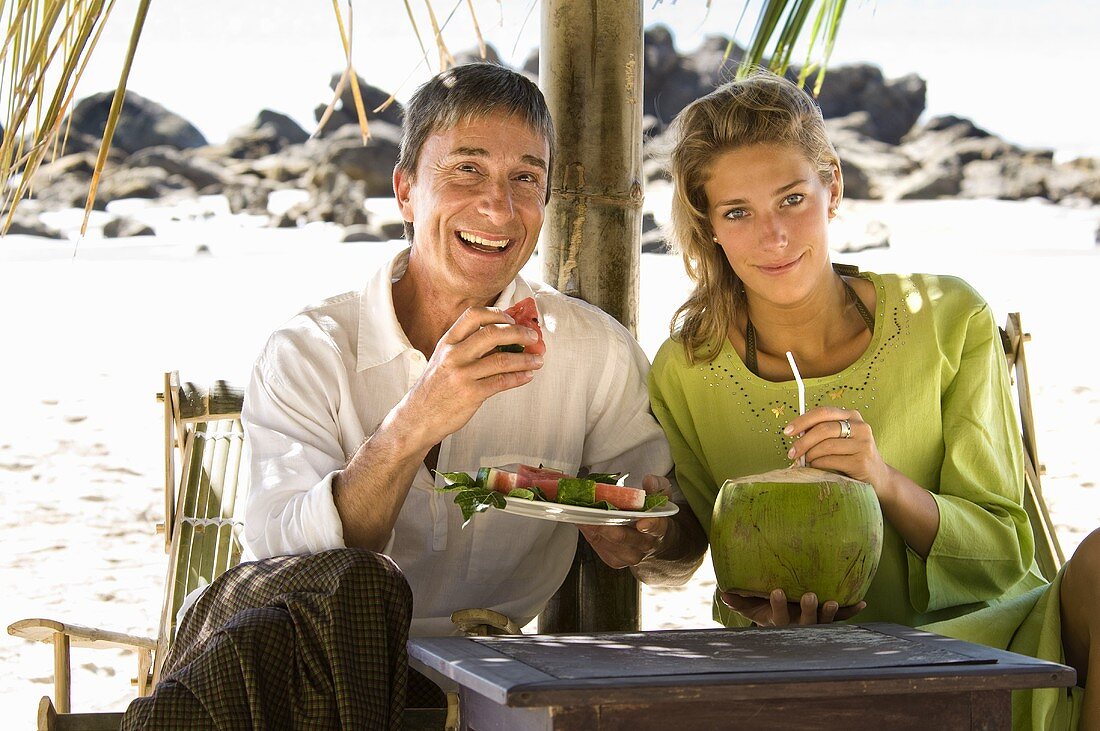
710;466;884;607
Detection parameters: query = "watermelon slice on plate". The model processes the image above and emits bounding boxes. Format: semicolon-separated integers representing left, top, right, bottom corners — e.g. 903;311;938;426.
482;463;646;511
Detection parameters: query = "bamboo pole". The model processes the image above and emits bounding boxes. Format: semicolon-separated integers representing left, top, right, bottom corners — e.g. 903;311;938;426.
538;0;644;633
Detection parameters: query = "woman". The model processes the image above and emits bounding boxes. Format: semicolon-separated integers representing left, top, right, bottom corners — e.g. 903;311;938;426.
648;70;1097;728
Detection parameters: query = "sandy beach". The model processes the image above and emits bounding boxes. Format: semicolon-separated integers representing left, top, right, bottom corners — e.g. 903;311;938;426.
1;192;1097;722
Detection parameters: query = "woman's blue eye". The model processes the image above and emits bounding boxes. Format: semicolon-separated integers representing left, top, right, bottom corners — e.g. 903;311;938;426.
782;193;805;206
724;208;748;220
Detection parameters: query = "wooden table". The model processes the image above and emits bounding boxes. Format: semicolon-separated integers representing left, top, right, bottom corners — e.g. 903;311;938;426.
409;623;1075;730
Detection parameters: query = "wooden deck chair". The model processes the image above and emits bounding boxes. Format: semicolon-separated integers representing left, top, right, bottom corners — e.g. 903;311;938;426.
1001;313;1065;581
8;372;493;731
8;372;247;730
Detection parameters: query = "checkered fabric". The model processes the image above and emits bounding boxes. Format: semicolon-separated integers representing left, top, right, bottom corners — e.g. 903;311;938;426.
121;548;412;730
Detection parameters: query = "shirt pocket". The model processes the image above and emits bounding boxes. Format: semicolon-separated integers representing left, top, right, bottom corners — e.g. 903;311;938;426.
462;453;575;585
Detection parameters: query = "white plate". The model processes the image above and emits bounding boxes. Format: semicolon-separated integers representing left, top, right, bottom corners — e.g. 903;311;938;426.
500;497;679;525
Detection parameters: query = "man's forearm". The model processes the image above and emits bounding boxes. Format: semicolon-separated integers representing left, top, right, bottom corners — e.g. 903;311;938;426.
333;409;434;552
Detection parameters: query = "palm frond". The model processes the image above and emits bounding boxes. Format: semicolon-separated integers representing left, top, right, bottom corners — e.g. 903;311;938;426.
1;0;128;235
735;0;847;88
331;0;370;143
80;0;149;236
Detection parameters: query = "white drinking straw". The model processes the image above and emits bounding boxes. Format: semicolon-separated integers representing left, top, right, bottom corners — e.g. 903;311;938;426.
785;351;806;467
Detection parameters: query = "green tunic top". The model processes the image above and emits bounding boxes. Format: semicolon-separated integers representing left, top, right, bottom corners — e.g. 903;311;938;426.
650;271;1046;627
649;271;1080;728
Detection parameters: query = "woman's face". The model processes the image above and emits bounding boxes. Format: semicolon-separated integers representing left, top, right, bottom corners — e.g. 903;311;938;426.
704;143;840;308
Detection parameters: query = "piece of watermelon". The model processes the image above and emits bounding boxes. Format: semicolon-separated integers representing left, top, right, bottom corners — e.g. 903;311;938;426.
594;482;646;511
484;463;646;510
482;467;520;493
516;464;567;491
498;297;546;355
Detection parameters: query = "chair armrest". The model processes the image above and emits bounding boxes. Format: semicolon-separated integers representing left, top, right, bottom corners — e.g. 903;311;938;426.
8;618;156;651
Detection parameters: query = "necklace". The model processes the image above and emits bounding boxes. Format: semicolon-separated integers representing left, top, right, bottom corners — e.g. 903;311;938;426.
743;266;875;377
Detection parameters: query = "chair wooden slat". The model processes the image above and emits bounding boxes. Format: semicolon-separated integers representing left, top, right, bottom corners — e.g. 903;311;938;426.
1001;313;1064;581
11;372;253;728
8;619;156;651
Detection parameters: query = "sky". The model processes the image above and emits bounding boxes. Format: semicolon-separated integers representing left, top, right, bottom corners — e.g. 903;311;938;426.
33;0;1100;158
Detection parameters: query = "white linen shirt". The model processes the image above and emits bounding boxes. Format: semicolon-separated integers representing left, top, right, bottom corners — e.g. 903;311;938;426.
243;248;673;636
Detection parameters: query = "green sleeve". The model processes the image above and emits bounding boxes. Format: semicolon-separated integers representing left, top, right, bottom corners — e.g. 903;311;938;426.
906;301;1036;613
648;344;721;536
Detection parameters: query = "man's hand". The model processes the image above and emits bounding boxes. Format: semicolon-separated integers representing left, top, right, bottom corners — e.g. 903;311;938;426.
720;588;867;627
394;306;545;448
578;475;676;569
578;517;668;570
336;306;542;551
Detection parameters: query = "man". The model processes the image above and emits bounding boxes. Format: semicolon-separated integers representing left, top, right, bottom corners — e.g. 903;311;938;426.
124;63;705;729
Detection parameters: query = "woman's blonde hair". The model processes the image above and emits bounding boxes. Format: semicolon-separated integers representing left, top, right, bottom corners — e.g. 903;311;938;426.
668;69;842;363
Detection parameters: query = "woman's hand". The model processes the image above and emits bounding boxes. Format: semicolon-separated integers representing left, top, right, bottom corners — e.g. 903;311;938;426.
785;406;941;558
785;407;892;499
720;588;866;627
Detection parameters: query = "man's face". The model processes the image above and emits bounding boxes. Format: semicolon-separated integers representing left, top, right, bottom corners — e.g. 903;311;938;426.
394;114;551;305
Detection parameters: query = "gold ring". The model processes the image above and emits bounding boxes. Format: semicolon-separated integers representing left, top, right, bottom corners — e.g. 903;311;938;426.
838;419;852;439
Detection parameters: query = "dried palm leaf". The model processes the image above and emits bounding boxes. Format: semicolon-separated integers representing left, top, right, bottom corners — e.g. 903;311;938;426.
80;0;149;235
331;0;370;143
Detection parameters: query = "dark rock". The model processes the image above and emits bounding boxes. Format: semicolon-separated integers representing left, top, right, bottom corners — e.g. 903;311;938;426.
68;91;207;154
103;215;154;237
127;146;226;189
810;65;926;144
453;44;504;68
826;111;879;140
641;226;671;254
641;212;659;234
228;152;312;184
314;72;403;137
681;35;742;88
642;29;744;130
26;174;106;210
96;167;187;202
830;132;917;197
223;110;310;159
906;114;992;139
960;159;1048;200
223;179;278;215
285;167;370;227
341;224;383;242
926;137;1022;169
522;49;539;78
839;158;875;200
222;124;283;160
892;159;963;199
1046;163;1100;203
644;26;681;99
34;151;100;180
320;120;402;197
255;110;309;146
3;212;65;238
379;221;407;240
646;65;707;127
901;114;994;162
643;157;671;184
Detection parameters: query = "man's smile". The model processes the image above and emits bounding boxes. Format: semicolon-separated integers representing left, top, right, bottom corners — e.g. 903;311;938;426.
457;230;513;253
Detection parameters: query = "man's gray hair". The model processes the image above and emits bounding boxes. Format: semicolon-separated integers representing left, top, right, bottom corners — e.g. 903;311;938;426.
397;63;555;241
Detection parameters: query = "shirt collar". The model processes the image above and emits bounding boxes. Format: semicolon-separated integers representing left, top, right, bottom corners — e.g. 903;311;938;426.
356;247;536;372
